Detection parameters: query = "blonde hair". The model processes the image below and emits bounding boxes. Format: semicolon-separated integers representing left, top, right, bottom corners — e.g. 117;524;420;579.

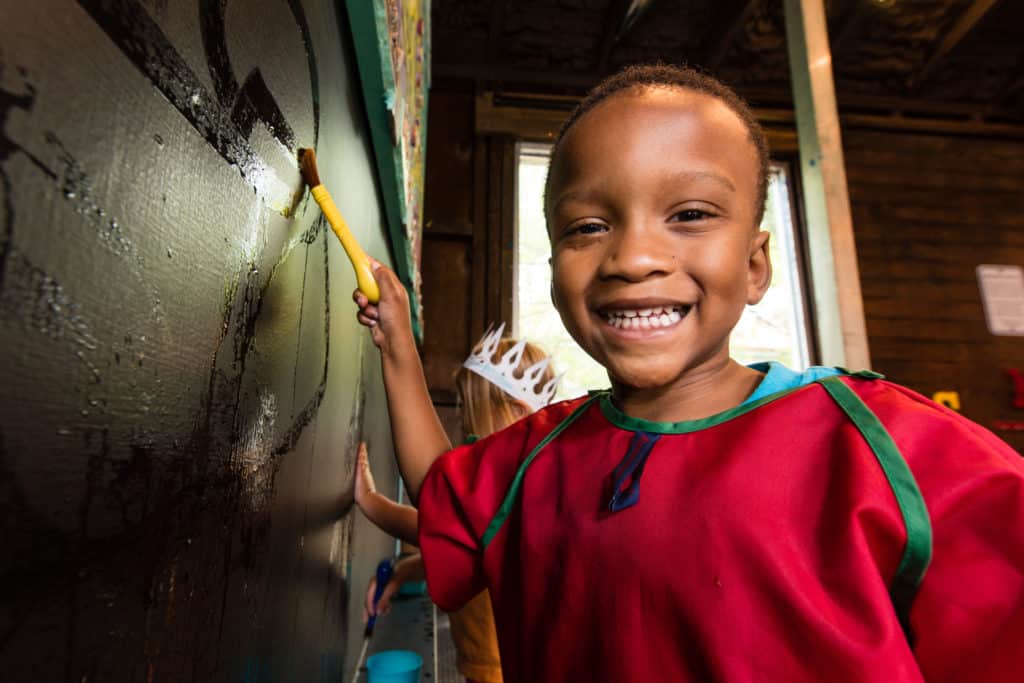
455;337;555;438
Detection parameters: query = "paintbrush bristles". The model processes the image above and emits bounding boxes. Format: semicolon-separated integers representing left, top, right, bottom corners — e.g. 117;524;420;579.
299;148;321;187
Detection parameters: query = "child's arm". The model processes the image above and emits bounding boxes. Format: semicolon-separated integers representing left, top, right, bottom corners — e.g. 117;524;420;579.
353;443;418;545
354;260;452;502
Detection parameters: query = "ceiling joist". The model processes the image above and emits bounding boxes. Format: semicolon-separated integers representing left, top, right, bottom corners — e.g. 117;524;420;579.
706;0;760;70
484;0;506;77
906;0;1002;92
618;0;659;41
596;0;632;74
828;0;867;58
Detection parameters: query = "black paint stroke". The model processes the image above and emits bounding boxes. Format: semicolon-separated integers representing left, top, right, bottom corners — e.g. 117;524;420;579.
0;74;54;290
199;0;298;151
198;0;237;107
285;0;320;146
76;0;319;199
271;218;330;459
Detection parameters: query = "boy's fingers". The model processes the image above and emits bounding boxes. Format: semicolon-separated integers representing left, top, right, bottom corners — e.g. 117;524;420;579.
377;581;399;614
357;313;378;328
367;260;405;299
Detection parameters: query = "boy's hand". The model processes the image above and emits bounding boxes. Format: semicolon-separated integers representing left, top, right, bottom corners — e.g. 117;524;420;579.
354;442;376;509
362;553;426;623
353;258;413;358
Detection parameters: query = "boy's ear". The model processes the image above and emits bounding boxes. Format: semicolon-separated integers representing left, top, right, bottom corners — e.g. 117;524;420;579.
746;230;772;305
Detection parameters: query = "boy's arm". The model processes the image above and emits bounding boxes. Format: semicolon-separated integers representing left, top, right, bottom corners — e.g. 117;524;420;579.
354;261;452;502
354;443;418;545
885;391;1024;681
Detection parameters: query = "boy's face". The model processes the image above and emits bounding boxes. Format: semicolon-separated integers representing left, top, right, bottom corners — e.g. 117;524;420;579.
546;87;771;391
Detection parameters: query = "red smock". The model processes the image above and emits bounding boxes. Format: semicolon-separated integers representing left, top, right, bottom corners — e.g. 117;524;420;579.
419;375;1024;682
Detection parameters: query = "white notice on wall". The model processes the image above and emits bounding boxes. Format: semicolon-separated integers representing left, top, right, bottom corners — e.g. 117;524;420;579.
977;265;1024;336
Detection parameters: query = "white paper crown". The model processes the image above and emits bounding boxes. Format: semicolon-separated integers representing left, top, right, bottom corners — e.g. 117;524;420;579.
462;323;561;412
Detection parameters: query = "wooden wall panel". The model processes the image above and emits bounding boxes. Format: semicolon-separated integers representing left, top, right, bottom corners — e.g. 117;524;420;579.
845;129;1024;453
420;238;472;395
421;89;515;405
424;90;476;237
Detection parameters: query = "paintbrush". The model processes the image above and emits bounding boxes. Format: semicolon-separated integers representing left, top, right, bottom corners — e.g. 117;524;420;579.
350;558;394;683
299;148;380;303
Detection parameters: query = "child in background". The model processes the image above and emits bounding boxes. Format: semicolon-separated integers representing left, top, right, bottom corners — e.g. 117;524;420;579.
352;314;557;683
357;64;1024;682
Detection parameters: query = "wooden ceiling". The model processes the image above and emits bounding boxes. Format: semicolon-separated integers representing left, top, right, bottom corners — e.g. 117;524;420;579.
431;0;1024;125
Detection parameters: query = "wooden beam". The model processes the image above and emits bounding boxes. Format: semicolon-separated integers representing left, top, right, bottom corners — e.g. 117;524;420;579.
784;0;871;369
907;0;1002;92
596;0;632;74
1003;76;1024;101
994;47;1024;105
476;90;1024;147
474;93;800;151
828;0;867;58
618;0;659;41
738;85;1022;119
434;62;599;89
484;0;506;78
706;0;760;70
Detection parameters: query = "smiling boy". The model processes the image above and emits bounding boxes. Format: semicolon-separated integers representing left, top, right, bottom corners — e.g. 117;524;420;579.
546;78;771;421
358;65;1024;682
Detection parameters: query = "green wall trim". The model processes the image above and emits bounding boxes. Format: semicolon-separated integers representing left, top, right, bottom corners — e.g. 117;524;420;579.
344;0;426;340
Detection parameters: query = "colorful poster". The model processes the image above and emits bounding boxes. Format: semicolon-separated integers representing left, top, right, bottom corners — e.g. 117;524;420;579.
346;0;430;339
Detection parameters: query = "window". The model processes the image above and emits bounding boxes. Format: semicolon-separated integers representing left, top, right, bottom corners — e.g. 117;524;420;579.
514;143;812;400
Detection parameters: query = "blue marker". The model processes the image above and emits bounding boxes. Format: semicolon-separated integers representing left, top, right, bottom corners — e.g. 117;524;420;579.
365;558;394;636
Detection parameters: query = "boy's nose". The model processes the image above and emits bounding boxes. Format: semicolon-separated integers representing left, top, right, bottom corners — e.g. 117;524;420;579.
598;223;675;282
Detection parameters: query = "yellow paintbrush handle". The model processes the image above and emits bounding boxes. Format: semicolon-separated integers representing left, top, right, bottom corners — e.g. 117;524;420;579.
311;185;380;303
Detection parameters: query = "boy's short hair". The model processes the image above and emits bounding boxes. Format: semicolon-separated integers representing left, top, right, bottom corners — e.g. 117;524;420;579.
546;63;770;227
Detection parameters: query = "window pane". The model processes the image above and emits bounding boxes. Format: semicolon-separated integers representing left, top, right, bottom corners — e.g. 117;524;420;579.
515;144;610;400
515;145;811;401
730;165;811;369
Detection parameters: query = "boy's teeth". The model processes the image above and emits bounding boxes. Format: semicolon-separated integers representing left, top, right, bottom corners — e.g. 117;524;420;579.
605;306;685;329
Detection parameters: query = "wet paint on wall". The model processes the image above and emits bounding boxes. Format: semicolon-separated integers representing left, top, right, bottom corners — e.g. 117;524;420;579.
0;1;402;680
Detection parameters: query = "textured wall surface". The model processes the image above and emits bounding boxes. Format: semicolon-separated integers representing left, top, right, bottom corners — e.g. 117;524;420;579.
0;1;401;680
847;129;1024;454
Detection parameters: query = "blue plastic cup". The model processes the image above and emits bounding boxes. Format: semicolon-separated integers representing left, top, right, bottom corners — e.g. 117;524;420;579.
366;650;422;683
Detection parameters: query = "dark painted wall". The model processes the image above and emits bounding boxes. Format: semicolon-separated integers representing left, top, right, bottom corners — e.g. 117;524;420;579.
1;1;402;680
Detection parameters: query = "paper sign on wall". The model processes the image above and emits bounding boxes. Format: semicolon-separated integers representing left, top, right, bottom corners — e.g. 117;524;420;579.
976;265;1024;336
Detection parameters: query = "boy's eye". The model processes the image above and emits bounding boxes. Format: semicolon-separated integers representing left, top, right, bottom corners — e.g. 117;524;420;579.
566;222;607;236
671;209;711;222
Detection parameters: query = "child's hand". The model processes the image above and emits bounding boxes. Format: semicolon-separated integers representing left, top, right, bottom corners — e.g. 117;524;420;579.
362;553;426;623
354;442;376;509
353;258;413;357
